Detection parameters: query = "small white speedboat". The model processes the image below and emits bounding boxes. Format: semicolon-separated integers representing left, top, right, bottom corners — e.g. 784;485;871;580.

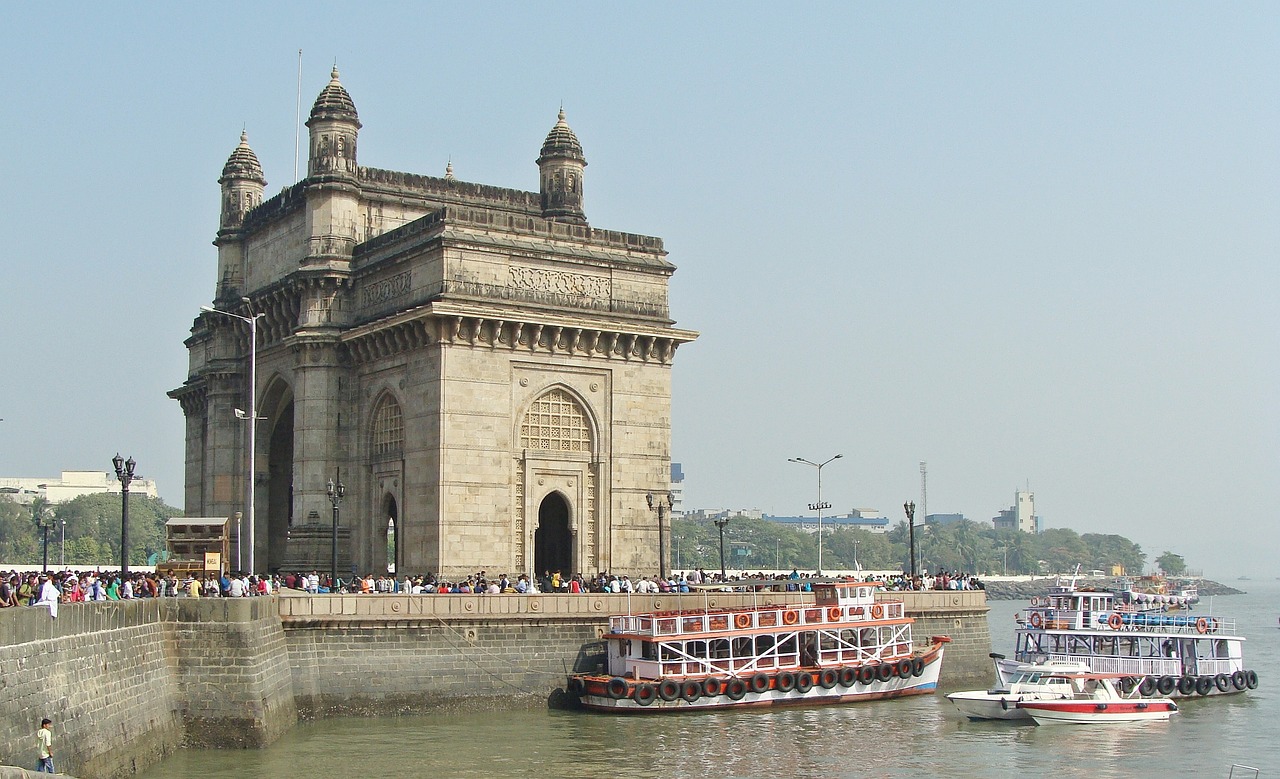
1016;672;1177;725
948;659;1091;720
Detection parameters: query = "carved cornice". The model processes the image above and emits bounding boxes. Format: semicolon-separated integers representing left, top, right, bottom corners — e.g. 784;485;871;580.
167;381;209;417
340;304;695;367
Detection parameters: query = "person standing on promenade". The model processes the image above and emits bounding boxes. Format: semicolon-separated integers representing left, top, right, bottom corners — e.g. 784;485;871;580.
36;717;54;773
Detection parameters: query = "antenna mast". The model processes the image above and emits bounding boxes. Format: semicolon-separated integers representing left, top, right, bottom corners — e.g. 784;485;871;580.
293;49;303;182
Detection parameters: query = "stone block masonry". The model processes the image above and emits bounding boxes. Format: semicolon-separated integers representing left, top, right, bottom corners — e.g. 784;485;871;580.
0;598;295;779
0;591;988;778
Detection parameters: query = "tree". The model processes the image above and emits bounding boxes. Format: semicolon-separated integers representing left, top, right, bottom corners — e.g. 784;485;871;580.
1156;551;1187;576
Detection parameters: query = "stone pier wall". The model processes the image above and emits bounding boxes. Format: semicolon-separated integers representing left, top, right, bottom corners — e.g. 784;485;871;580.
0;598;295;779
278;589;991;716
0;590;988;777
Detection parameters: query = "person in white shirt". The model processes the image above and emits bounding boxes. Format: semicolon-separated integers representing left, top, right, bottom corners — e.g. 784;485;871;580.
228;576;246;597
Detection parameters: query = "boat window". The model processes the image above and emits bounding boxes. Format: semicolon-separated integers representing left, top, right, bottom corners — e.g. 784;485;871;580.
755;635;776;654
687;640;707;658
776;635;798;655
731;637;753;658
819;633;839;651
641;642;658;661
710;639;730;659
660;642;681;660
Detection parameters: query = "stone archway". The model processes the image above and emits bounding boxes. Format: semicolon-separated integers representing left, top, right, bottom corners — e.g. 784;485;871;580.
534;492;572;579
383;494;399;574
265;399;294;572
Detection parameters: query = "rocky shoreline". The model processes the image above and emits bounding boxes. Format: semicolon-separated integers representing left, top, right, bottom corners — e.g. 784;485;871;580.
981;577;1244;601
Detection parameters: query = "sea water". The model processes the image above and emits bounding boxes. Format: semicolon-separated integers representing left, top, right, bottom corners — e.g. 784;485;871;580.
138;580;1278;778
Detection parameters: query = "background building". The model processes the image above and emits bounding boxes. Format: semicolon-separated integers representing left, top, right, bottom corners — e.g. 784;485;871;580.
0;471;160;505
991;489;1040;533
170;69;697;578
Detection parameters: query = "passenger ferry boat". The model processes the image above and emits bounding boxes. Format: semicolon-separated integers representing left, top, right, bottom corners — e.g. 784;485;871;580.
1001;576;1257;698
567;581;950;712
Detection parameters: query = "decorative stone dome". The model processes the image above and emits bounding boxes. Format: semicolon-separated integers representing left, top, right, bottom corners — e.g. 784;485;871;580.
537;109;585;165
308;66;360;127
219;131;266;185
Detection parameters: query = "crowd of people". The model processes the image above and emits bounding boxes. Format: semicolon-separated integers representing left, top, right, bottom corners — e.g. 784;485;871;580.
0;566;985;608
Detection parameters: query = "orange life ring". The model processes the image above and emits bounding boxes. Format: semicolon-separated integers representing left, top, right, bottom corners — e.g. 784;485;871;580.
1030;611;1044;629
1030;596;1041;607
828;607;842;621
782;609;799;626
734;613;752;629
870;604;884;620
1108;613;1123;630
1196;617;1209;634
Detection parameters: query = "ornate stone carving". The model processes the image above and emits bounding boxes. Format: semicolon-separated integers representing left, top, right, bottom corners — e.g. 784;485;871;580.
509;266;609;299
361;271;411;309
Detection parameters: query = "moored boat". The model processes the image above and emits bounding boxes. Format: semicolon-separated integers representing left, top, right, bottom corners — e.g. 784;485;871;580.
946;658;1090;720
567;581;950;712
1001;575;1256;699
1016;672;1178;725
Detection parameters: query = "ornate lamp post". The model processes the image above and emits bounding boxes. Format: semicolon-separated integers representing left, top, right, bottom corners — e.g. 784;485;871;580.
112;454;137;577
327;472;345;593
33;504;54;573
201;302;264;574
713;516;730;581
788;454;842;575
904;501;917;579
646;492;674;580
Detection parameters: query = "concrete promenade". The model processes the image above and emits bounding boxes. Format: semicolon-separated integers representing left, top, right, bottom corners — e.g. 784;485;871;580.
0;590;989;779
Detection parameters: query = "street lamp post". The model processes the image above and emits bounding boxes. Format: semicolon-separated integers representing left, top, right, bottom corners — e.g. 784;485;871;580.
112;454;137;577
647;492;674;580
904;501;917;579
201;302;264;574
645;491;675;578
788;455;842;575
327;471;345;593
999;545;1008;577
59;520;65;568
33;505;52;573
852;539;860;573
713;516;730;581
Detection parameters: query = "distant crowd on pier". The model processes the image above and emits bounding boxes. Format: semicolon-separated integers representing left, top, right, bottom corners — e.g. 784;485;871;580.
0;566;985;608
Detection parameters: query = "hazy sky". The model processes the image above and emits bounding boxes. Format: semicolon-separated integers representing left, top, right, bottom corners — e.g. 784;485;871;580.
2;4;1275;578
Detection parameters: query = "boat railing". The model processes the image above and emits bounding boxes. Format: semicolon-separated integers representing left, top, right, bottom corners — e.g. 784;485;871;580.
610;600;906;637
1042;654;1240;679
1025;608;1235;636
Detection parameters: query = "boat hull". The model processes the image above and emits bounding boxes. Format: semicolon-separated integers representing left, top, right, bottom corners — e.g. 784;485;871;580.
995;656;1255;699
1017;699;1177;725
946;691;1035;721
576;647;943;713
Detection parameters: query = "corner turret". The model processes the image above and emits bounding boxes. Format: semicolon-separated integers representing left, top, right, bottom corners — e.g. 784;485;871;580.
215;131;266;299
219;131;267;229
306;66;361;180
537;109;587;225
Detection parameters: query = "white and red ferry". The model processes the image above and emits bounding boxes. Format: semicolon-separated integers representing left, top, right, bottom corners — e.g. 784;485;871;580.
567;581;950;712
1015;672;1178;725
1002;575;1256;698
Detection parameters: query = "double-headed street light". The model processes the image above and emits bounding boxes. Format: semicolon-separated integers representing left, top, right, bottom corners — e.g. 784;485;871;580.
646;492;674;580
788;454;842;575
201;302;265;574
713;516;731;581
904;501;917;578
327;472;345;593
112;454;137;577
33;504;54;573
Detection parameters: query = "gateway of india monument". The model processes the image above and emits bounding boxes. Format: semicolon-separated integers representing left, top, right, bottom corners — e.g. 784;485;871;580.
169;68;697;580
